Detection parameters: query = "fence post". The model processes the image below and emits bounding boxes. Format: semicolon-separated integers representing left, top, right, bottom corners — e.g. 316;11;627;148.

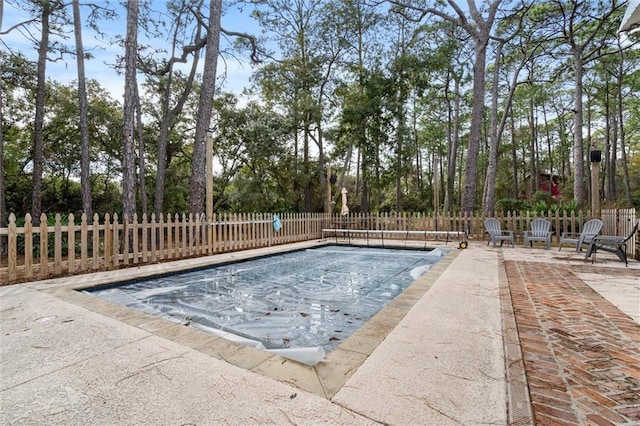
104;213;112;269
24;214;33;279
132;213;140;264
39;213;48;279
92;213;100;270
112;213;119;268
80;214;87;272
141;213;149;262
8;214;17;281
151;213;157;262
123;214;130;266
54;213;62;275
67;214;75;275
164;213;171;259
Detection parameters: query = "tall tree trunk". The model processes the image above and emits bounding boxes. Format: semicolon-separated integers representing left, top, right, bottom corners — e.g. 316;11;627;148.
412;95;423;197
390;0;502;215
444;73;460;213
189;0;221;214
558;0;623;207
0;79;5;255
616;47;632;205
395;107;404;212
32;3;52;224
122;0;138;220
360;143;369;212
572;51;586;207
483;44;502;217
484;46;525;215
542;104;553;175
0;0;7;242
461;35;488;214
317;123;327;213
73;0;92;218
303;122;311;212
610;92;618;203
510;113;518;199
528;91;536;198
603;86;614;201
135;83;147;215
154;44;200;216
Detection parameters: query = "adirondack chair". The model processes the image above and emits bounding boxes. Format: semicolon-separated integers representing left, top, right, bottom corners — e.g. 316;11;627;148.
558;219;603;252
585;220;638;266
484;218;514;247
523;218;552;249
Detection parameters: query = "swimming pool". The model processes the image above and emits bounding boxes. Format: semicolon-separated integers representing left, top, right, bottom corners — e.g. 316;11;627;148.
85;245;449;364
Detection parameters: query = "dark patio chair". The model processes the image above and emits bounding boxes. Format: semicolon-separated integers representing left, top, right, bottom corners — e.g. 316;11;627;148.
559;218;603;252
585;220;638;266
523;218;552;249
484;218;514;247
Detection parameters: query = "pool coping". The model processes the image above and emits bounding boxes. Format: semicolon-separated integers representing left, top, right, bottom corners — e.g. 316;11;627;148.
34;239;458;399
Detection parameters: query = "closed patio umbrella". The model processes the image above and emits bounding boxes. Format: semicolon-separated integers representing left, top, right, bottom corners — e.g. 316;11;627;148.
341;187;349;216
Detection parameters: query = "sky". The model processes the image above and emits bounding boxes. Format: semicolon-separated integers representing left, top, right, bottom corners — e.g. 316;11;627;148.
1;1;260;101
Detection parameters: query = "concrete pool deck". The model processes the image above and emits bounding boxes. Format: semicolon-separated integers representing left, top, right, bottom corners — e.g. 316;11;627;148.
1;239;638;425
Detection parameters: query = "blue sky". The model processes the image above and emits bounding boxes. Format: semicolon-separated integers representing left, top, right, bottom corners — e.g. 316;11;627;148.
1;1;259;100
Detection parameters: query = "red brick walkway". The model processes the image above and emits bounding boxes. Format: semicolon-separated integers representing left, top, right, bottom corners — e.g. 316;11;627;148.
506;261;640;425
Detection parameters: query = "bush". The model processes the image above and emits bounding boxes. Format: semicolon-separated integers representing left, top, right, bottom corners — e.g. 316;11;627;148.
15;214;77;258
495;198;532;214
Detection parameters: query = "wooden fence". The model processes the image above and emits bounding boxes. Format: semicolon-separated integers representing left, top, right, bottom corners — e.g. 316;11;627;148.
0;212;326;284
601;208;637;240
0;209;637;284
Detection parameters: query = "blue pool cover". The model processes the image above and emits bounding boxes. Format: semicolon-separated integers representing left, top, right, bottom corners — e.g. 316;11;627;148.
85;245;448;355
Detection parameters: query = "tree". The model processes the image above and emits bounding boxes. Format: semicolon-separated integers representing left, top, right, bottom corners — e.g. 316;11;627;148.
32;0;68;222
541;0;627;207
0;0;6;240
72;0;92;217
1;52;37;217
331;0;386;212
0;78;5;254
391;0;504;214
149;4;202;216
189;0;222;214
252;0;329;212
482;8;534;216
122;0;139;220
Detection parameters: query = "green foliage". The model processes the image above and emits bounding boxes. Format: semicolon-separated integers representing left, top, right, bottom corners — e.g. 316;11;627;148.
532;190;553;212
14;214;77;258
495;198;532;214
529;191;580;215
3;79;123;216
2;1;638;217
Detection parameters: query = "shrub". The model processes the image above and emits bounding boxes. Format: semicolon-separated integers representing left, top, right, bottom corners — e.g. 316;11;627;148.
495;198;532;214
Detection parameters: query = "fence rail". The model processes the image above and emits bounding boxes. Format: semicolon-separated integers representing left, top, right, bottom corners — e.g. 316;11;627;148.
0;209;637;284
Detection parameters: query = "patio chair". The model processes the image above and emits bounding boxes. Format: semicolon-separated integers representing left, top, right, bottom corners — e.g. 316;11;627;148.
558;218;603;252
484;218;514;247
585;220;638;267
523;218;552;249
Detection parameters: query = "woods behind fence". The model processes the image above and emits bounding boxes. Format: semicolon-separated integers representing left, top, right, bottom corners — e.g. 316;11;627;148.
1;209;637;284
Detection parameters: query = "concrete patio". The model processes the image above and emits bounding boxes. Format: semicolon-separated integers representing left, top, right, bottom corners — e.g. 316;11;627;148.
1;239;638;425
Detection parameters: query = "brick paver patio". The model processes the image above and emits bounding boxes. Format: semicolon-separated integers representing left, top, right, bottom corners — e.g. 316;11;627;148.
506;261;640;425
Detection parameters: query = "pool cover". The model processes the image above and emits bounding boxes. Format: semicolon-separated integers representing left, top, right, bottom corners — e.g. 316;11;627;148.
85;246;448;357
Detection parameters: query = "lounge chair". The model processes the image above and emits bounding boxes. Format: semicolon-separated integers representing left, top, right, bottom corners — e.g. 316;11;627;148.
585;220;638;266
523;218;552;249
558;218;603;252
484;218;514;247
